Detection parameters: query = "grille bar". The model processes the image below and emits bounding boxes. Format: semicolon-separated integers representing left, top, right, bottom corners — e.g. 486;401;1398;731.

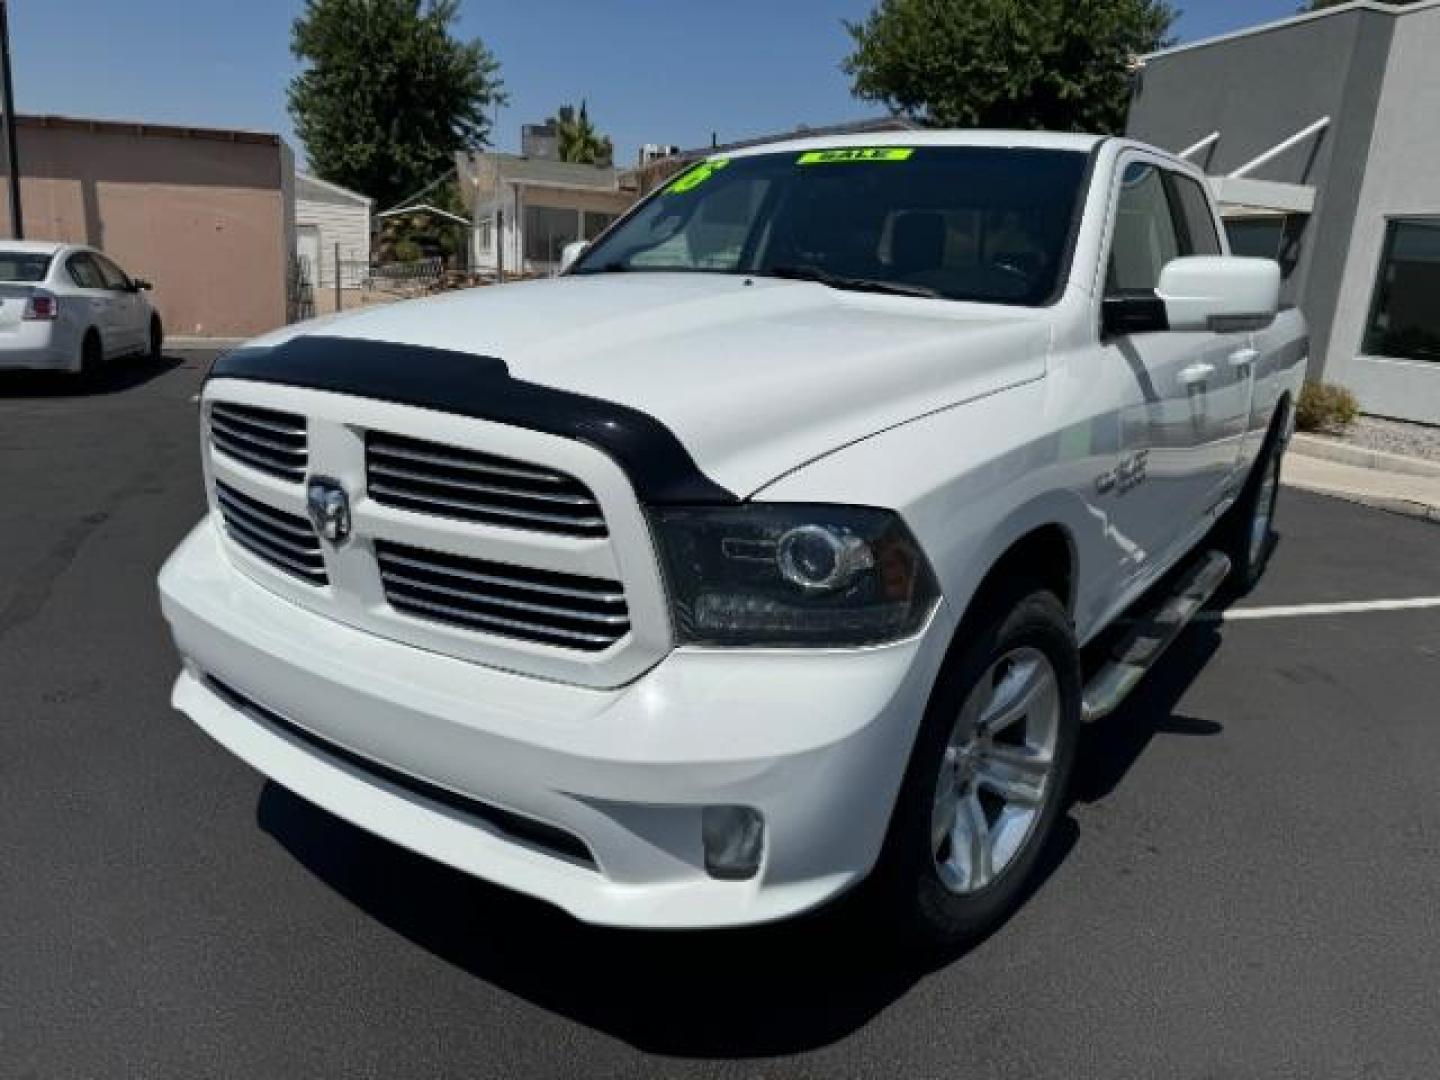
210;402;307;483
366;432;607;537
376;540;629;651
377;546;626;605
380;568;630;628
215;480;327;585
214;484;318;543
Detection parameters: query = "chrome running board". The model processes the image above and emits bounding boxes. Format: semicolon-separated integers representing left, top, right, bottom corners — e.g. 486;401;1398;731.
1082;550;1232;723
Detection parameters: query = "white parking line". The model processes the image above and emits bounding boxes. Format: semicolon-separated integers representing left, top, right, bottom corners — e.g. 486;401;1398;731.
1202;597;1440;622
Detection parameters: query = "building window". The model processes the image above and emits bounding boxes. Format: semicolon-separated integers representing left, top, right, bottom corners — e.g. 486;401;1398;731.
476;216;493;252
1365;218;1440;363
583;211;618;241
524;205;580;264
1224;214;1307;279
1226;217;1286;260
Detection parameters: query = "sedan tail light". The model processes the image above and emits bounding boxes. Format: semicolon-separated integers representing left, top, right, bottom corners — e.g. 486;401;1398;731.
23;291;58;321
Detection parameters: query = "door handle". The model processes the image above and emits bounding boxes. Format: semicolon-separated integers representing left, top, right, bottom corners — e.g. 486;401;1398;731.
1179;363;1215;387
1229;348;1259;370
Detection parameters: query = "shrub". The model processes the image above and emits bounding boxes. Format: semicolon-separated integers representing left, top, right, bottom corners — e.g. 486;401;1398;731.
391;238;424;264
1296;382;1360;434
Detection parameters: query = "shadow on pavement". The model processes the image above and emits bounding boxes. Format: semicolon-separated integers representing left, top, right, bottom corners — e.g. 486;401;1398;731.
0;354;184;398
1074;624;1225;805
259;780;1079;1057
255;549;1256;1056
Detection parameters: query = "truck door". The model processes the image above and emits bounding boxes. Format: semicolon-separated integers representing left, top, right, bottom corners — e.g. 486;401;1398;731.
1167;171;1257;506
1099;157;1232;585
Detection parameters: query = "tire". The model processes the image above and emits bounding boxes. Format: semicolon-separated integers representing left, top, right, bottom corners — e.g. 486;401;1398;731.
148;314;164;362
869;581;1081;948
79;331;103;378
1217;421;1284;596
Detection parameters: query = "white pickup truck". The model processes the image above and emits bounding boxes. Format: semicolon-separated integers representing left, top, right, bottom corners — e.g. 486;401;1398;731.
159;131;1306;945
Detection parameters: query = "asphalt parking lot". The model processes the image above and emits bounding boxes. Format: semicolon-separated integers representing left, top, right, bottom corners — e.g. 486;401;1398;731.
3;353;1440;1079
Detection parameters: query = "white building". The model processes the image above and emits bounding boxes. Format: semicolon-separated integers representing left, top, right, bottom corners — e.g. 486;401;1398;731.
295;172;373;288
457;151;634;277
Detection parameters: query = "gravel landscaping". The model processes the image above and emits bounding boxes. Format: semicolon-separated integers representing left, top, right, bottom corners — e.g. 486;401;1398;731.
1325;415;1440;464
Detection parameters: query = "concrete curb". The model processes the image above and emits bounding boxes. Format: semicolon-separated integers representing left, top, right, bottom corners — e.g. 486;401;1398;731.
1281;452;1440;526
1290;433;1440;480
168;336;246;351
1282;479;1440;524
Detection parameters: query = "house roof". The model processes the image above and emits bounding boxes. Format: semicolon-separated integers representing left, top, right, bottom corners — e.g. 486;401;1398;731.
470;153;622;192
296;171;373;207
1144;0;1440;61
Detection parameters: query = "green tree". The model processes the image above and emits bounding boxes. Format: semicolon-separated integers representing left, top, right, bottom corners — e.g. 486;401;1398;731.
289;0;506;208
844;0;1176;134
553;101;614;166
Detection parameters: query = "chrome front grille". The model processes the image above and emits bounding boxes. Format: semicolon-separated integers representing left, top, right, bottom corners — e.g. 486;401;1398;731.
209;402;307;483
215;481;328;585
203;383;668;687
376;540;630;651
366;432;607;538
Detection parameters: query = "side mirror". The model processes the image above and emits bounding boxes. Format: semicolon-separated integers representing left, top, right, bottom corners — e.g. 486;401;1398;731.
131;278;153;292
558;241;588;275
1157;256;1279;332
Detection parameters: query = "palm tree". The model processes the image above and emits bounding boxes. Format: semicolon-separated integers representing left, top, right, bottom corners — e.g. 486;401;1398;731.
554;101;613;167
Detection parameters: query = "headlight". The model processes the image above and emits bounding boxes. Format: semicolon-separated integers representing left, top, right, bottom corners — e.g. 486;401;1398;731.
650;505;939;646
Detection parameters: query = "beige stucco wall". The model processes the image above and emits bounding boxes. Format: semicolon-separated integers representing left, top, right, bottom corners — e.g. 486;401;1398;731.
0;117;294;338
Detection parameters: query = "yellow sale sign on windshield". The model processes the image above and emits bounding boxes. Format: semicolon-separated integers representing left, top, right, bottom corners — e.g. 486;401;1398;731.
667;159;730;193
796;148;915;165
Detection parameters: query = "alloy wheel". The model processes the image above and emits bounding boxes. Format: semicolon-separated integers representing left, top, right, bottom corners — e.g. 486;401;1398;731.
931;646;1061;895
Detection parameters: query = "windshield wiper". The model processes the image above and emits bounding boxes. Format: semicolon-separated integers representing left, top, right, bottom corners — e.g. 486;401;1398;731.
765;264;945;300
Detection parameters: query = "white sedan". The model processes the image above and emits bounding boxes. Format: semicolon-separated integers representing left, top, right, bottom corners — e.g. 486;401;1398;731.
0;241;162;375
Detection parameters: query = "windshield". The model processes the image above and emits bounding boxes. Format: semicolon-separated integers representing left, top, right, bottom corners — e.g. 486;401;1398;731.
0;252;54;283
573;146;1090;306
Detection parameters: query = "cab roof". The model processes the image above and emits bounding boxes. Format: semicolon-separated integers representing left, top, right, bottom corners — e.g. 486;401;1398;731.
723;129;1108;161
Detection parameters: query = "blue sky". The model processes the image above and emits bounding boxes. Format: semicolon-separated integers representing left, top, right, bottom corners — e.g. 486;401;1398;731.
11;0;1302;175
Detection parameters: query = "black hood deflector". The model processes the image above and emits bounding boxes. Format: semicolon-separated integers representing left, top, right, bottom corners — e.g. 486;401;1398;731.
210;336;738;505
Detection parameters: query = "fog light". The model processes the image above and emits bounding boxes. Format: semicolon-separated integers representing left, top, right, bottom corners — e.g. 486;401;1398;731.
701;806;765;880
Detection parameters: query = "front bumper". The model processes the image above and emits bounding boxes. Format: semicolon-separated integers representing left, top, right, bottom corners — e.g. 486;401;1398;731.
159;520;951;928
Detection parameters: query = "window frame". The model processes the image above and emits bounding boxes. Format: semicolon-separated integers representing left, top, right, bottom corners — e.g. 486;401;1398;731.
91;253;133;291
1103;158;1188;299
1362;215;1440;364
1166;173;1223;257
67;253;105;290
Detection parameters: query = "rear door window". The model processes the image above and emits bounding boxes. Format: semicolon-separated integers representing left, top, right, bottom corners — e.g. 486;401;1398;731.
92;254;132;290
68;254;106;289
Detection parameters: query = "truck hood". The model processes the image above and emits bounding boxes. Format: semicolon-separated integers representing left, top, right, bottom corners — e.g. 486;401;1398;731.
253;274;1051;498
